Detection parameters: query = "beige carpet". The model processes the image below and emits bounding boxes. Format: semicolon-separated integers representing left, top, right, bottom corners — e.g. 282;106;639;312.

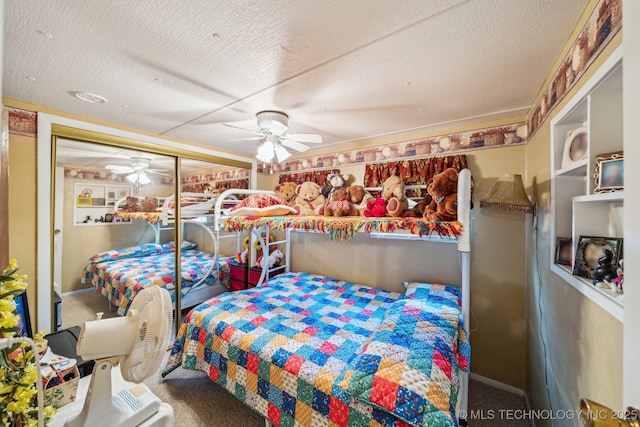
61;289;530;427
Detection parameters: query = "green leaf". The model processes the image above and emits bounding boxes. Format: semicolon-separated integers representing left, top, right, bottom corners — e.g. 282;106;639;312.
0;289;25;299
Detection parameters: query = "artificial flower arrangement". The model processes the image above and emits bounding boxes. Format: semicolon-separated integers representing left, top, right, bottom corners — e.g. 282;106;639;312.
0;259;56;426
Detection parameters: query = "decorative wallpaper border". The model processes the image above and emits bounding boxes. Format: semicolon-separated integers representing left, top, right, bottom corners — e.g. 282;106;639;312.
527;0;621;138
181;168;250;185
258;122;528;174
63;166;175;185
7;107;37;137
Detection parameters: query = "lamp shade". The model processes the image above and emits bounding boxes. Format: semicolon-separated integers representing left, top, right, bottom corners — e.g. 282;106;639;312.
480;173;533;213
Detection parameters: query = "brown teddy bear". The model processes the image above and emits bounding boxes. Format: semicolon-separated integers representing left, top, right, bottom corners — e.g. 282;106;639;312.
294;181;326;216
402;178;433;218
346;185;373;216
274;182;297;206
425;168;459;221
381;175;409;217
323;187;356;216
402;194;432;217
121;196;141;212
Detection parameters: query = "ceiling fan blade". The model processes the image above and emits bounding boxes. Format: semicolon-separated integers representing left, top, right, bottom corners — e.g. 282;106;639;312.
222;123;264;136
281;138;310;153
106;166;135;174
145;170;170;177
269;120;288;136
286;133;323;143
228;136;265;142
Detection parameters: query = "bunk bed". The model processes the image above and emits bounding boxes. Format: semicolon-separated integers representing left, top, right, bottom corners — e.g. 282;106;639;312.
163;169;472;427
81;193;237;315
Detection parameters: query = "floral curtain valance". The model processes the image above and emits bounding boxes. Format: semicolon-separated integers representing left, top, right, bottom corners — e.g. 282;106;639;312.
278;169;341;186
363;155;468;197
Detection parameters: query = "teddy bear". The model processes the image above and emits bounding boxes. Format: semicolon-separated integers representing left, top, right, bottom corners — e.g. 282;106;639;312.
363;197;388;217
381;175;409;217
402;178;433;218
294;181;326;216
140;196;159;212
274;182;297;206
321;172;350;197
323;187;357;216
346;185;373;216
425;168;459;221
121;196;141;212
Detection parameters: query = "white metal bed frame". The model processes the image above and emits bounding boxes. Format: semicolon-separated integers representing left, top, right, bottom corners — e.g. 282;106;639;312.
211;168;472;424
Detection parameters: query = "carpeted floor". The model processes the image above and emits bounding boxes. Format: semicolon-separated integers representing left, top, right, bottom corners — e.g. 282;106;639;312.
61;289;531;427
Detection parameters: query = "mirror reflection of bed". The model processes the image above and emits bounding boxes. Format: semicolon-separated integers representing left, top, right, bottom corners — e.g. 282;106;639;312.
54;139;248;329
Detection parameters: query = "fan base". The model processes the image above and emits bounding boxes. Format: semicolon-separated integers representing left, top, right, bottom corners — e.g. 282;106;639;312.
63;358;163;427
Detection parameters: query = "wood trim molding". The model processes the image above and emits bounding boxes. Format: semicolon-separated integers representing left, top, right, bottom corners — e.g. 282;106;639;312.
0;107;9;267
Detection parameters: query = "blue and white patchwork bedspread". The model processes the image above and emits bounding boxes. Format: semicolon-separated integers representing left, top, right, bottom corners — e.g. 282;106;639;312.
81;249;229;315
163;272;470;427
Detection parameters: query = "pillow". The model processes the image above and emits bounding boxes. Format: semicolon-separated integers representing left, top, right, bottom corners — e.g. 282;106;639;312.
89;243;163;263
228;194;296;217
338;298;470;427
403;282;461;311
161;240;198;252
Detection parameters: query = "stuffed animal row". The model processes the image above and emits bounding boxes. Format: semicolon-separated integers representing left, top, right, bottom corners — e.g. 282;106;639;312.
272;168;461;220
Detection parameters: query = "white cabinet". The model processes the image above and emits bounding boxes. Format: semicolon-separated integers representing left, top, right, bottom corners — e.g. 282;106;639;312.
73;182;132;226
550;45;624;321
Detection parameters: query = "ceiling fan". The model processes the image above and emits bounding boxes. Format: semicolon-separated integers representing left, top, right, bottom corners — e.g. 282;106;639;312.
223;111;323;163
105;157;169;186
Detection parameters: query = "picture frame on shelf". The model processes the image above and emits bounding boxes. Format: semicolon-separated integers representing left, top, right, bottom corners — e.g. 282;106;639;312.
573;235;623;280
594;151;623;193
107;191;116;199
555;237;573;266
561;126;588;169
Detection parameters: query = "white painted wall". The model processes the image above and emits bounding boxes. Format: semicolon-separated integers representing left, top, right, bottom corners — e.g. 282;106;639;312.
623;0;640;409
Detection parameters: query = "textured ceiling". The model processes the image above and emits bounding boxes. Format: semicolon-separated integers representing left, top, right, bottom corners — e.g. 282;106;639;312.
4;0;588;160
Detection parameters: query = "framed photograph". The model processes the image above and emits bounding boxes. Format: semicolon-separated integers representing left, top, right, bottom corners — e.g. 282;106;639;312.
14;291;33;337
555;237;573;266
107;191;116;199
594;151;623;193
573;235;623;280
104;213;114;222
561;126;588;168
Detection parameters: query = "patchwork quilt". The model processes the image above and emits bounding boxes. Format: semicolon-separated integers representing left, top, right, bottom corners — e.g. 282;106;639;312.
163;273;469;427
81;249;230;315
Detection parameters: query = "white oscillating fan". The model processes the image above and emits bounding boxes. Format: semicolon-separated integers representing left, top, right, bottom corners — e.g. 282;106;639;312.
65;287;173;427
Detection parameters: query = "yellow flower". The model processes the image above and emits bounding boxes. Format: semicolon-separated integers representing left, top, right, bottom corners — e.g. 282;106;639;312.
0;381;15;394
6;386;37;413
0;297;16;313
0;311;19;329
0;259;56;426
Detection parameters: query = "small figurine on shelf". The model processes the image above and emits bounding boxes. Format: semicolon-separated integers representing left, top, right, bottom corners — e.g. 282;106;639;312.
82;215;92;224
593;249;620;290
610;259;624;294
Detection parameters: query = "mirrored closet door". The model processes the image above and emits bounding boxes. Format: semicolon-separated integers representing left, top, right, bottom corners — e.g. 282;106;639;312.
50;134;252;334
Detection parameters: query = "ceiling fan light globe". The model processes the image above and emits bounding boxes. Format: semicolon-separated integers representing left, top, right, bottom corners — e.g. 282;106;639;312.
256;141;274;162
126;173;137;183
138;172;151;185
275;145;291;163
